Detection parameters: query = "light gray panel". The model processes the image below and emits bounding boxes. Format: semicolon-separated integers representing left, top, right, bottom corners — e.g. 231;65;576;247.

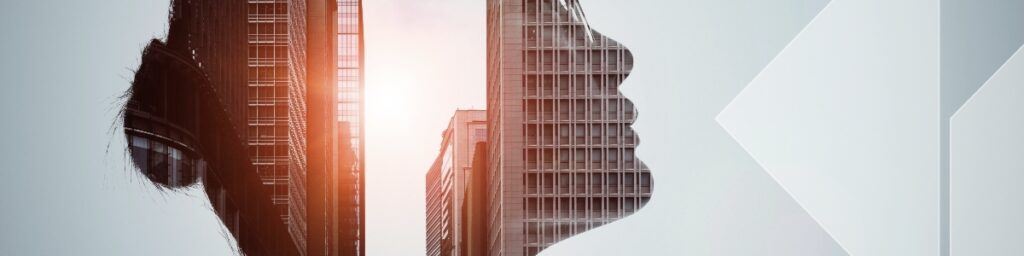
951;46;1024;256
939;2;1024;255
717;0;939;255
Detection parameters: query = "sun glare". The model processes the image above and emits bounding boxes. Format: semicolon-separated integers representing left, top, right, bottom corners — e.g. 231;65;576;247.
364;76;413;125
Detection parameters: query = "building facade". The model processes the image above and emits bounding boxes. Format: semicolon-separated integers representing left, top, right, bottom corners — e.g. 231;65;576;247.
336;0;366;254
485;0;652;255
246;0;310;250
246;0;364;255
425;110;488;256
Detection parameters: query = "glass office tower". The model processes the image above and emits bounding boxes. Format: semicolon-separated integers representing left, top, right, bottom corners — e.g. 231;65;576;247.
246;1;364;255
336;0;366;254
485;0;652;255
425;110;488;256
247;0;311;251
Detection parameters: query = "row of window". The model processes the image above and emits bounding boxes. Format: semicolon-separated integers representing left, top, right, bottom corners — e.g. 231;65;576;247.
522;0;584;24
524;172;652;195
526;25;590;48
247;2;288;16
248;105;289;119
523;49;633;71
129;135;199;187
524;147;639;163
248;84;288;99
247;45;290;61
248;63;289;74
525;123;637;145
524;98;637;122
521;196;650;242
524;197;644;221
523;74;627;97
248;124;289;139
247;22;288;36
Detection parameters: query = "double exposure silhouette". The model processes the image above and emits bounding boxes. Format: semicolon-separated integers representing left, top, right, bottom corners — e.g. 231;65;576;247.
122;0;648;255
122;0;356;255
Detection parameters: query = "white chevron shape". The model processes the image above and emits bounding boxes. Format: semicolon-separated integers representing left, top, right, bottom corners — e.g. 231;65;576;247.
716;0;940;255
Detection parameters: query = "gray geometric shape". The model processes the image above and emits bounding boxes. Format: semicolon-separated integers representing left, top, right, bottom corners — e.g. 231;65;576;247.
718;0;941;255
950;45;1024;256
940;0;1024;118
939;2;1024;255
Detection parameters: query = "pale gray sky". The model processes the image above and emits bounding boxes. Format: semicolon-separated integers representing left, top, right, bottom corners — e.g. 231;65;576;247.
363;0;485;254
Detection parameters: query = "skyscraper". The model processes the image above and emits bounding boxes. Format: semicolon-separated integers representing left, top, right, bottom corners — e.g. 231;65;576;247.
246;1;364;255
425;110;488;256
243;0;360;253
485;0;652;255
336;0;366;254
246;0;312;250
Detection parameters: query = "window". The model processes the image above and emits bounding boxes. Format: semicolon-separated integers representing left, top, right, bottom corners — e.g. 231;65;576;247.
574;99;586;120
607;124;619;144
640;173;652;193
130;136;149;172
624;99;636;119
526;149;538;167
557;51;570;70
574;124;585;141
574;75;588;95
624;198;636;213
525;76;538;95
608;197;620;218
574;173;586;193
526;174;539;194
558;99;570;120
624;127;635;144
591;198;604;218
574;149;586;166
624;173;636;193
607;99;619;118
624;148;635;166
149;140;168;180
558;149;570;168
543;149;554;169
591;174;603;194
558;124;570;144
541;173;554;194
558;197;570;217
558;173;570;194
526;125;538;144
526;198;539;218
575;197;587;217
608;173;619;193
